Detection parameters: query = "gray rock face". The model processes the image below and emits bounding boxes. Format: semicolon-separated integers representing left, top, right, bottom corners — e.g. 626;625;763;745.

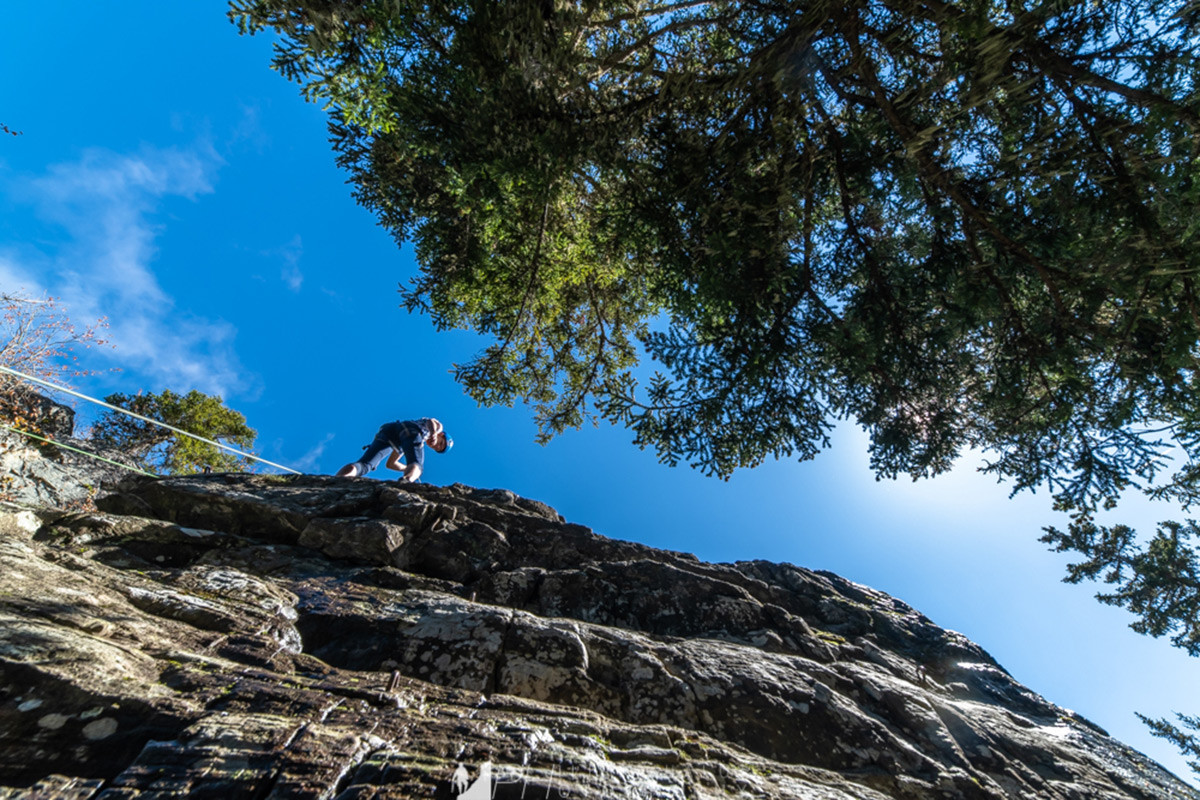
0;472;1195;799
0;426;133;511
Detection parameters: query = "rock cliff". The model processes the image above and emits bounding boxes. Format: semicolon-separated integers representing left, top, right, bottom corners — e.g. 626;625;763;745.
0;461;1195;798
0;405;132;511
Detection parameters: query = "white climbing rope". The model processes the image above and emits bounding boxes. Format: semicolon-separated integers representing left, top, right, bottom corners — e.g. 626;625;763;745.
0;424;157;477
0;364;301;474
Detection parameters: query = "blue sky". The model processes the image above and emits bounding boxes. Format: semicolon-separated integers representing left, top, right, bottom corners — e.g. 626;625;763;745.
2;2;1197;783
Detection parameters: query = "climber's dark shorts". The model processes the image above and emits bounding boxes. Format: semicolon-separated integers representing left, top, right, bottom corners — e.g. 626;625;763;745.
351;421;424;475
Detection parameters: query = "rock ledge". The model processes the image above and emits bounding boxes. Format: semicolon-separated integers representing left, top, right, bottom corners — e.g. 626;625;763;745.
0;472;1193;799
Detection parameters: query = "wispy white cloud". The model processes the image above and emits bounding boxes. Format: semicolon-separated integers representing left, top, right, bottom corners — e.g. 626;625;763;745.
283;266;304;292
228;103;271;153
266;234;304;292
287;431;336;472
1;144;252;397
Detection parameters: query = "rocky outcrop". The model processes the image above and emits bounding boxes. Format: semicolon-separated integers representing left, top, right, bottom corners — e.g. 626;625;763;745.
0;387;77;438
0;424;134;511
20;392;76;439
0;471;1195;799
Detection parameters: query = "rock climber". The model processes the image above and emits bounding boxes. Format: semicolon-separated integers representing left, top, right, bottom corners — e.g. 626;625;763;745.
335;418;452;483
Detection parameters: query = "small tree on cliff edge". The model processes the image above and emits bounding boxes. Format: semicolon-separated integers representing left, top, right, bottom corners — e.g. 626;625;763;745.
91;390;257;475
0;292;108;433
232;0;1200;768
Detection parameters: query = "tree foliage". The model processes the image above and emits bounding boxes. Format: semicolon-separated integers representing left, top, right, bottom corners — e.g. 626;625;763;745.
232;0;1200;500
1138;712;1200;778
231;0;1200;768
90;390;257;475
1039;511;1200;775
1042;517;1200;655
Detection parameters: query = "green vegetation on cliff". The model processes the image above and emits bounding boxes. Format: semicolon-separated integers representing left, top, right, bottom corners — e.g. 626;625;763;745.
91;390;257;475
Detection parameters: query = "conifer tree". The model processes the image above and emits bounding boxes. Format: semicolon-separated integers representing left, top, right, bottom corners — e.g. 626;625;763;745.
231;0;1200;494
231;0;1200;769
91;389;257;475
